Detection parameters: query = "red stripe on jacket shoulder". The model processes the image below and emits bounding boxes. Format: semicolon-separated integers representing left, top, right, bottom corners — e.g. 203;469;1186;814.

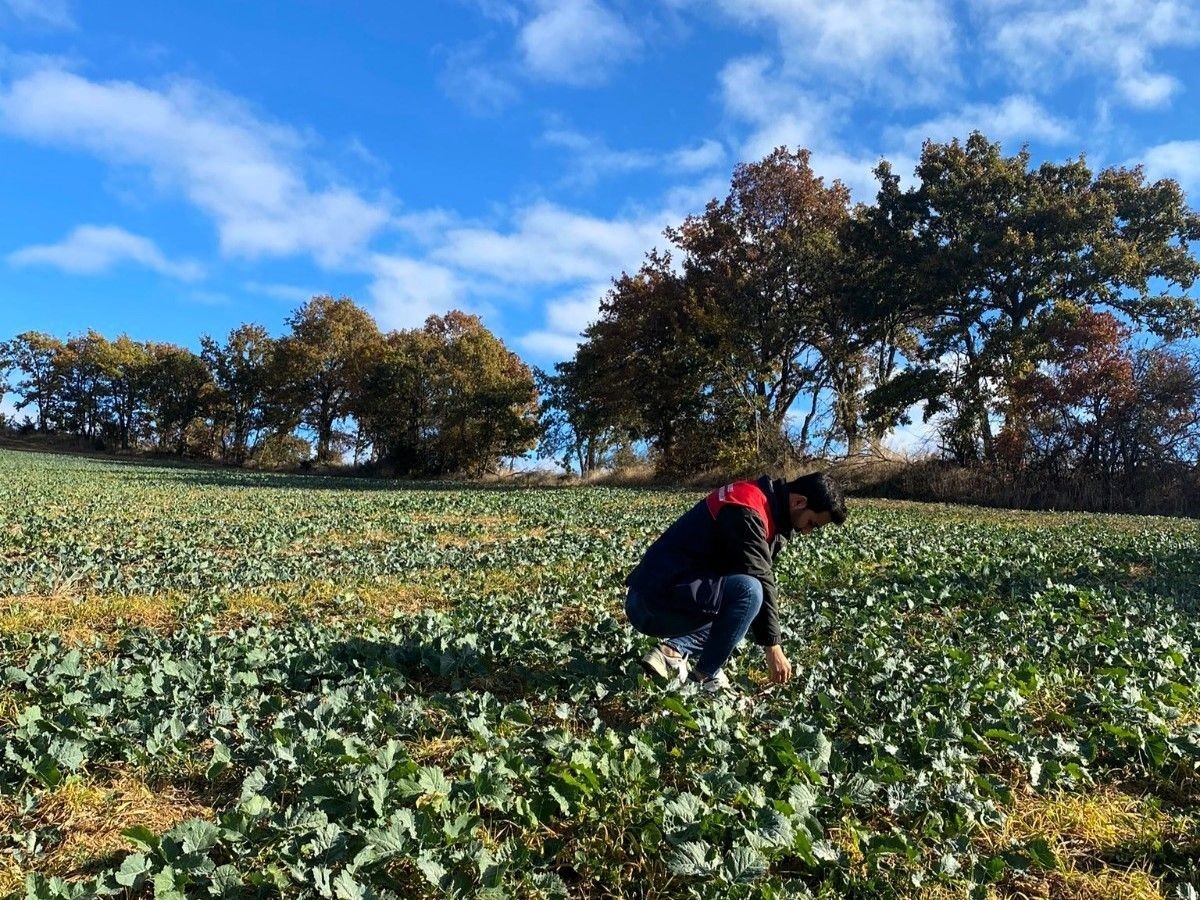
705;481;775;542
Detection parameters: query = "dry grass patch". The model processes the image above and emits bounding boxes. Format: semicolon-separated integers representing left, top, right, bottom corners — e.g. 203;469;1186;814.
0;591;181;643
284;527;397;555
410;735;469;766
0;689;20;728
1020;687;1073;729
982;788;1168;855
994;865;1165;900
1171;705;1200;729
433;525;548;548
0;773;214;893
406;512;519;528
978;786;1189;900
348;582;448;618
236;580;450;623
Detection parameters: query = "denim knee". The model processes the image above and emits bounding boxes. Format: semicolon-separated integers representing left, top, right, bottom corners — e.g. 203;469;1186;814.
721;574;763;614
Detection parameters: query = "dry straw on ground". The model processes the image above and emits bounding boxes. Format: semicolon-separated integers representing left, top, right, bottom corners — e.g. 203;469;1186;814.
0;773;214;893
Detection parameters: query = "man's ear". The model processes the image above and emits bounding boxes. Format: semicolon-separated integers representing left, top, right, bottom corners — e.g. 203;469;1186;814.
791;493;808;510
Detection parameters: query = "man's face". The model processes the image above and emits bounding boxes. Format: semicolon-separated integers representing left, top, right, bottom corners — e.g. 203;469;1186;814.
789;494;833;535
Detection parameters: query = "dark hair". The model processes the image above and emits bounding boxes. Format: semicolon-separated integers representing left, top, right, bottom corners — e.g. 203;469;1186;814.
785;471;847;524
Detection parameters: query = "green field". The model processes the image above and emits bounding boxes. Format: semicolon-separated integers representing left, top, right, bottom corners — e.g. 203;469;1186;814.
2;449;1199;899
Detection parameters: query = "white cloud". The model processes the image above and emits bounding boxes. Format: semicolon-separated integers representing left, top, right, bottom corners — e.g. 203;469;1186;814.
462;0;522;25
7;224;204;280
718;55;925;202
0;68;390;266
543;129;726;185
242;281;318;304
394;208;462;246
518;329;586;358
543;129;656;183
517;279;609;359
519;0;641;85
367;254;468;330
1141;140;1200;195
709;0;958;96
718;56;888;200
980;0;1200;109
0;392;24;426
894;95;1075;149
439;44;521;115
434;201;666;285
660;175;728;216
883;414;938;457
671;139;725;173
1;0;75;29
719;56;834;160
188;289;230;306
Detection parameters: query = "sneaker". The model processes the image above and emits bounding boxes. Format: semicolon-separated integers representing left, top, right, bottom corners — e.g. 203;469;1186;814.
687;668;731;693
641;643;689;683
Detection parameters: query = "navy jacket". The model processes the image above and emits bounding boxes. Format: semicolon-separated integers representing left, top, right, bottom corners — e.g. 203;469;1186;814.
625;475;794;646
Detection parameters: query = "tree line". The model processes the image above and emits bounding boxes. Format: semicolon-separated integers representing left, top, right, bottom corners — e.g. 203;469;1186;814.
539;132;1200;505
3;132;1199;500
0;301;539;476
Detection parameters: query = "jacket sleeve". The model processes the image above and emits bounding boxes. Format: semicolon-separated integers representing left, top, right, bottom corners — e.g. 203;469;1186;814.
714;505;782;646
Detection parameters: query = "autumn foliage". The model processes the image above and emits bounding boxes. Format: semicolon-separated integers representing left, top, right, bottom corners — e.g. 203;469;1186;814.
1;299;538;477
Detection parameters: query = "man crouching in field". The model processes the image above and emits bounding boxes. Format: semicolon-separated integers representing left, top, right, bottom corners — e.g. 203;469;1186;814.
625;472;846;692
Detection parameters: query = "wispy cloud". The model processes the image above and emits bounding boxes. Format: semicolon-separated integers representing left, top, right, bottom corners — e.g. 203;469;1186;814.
438;43;521;116
518;0;641;86
542;129;726;185
459;0;523;25
0;68;390;267
980;0;1200;109
893;95;1076;148
706;0;959;98
242;281;318;304
719;55;835;160
366;254;468;330
671;139;725;172
717;54;925;201
1;0;75;30
188;289;230;306
8;225;204;280
1141;140;1200;196
517;280;609;358
434;201;666;285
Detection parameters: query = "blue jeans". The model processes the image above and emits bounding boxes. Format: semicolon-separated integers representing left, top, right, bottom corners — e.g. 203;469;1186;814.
624;574;764;679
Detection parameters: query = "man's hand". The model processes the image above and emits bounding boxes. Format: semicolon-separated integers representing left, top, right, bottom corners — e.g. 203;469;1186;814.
764;644;792;684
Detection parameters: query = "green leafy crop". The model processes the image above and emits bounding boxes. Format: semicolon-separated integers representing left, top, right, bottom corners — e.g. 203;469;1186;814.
1;450;1198;898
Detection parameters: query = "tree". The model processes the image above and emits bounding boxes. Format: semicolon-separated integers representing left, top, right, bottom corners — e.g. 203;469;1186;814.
575;251;711;472
422;311;540;476
667;147;852;462
54;331;108;439
201;324;275;464
842;168;938;453
874;133;1200;462
357;312;539;477
275;296;381;464
354;328;437;473
1002;305;1200;488
534;360;623;476
146;343;213;455
95;334;154;450
2;332;65;432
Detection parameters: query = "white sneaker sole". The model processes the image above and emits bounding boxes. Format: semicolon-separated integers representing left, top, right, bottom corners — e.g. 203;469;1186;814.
640;645;688;682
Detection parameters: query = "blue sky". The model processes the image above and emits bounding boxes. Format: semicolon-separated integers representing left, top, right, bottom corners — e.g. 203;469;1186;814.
1;0;1198;448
